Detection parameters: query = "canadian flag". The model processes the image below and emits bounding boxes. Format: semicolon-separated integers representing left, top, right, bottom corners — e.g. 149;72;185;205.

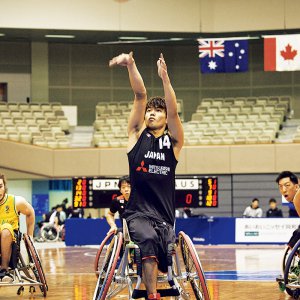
264;34;300;71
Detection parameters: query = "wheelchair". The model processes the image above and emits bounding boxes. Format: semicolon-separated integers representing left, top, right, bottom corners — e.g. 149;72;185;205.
278;239;300;299
0;232;48;297
37;222;65;242
93;222;210;300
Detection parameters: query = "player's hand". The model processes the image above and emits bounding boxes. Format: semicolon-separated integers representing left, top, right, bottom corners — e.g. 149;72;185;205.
109;52;134;67
107;225;117;235
157;53;168;80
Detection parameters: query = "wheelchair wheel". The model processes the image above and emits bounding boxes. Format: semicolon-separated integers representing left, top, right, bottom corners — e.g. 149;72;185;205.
94;231;115;278
178;231;210;300
283;246;291;274
284;239;300;298
40;224;59;242
93;232;123;300
23;234;48;297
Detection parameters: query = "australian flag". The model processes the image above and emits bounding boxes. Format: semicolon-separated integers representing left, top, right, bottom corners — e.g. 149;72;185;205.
198;39;249;73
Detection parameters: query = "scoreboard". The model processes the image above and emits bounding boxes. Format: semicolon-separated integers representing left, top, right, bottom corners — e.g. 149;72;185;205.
72;176;218;209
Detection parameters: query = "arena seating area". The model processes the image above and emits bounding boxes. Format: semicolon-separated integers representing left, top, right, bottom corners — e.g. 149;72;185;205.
184;96;292;145
0;102;70;148
1;96;300;148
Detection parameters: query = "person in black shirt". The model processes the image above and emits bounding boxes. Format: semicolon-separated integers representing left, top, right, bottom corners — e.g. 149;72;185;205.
106;176;131;235
109;52;184;300
266;198;283;218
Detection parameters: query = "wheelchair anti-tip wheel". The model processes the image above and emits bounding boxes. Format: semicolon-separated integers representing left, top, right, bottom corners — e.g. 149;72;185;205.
178;231;210;300
23;234;48;296
94;231;115;278
93;232;123;300
284;239;300;298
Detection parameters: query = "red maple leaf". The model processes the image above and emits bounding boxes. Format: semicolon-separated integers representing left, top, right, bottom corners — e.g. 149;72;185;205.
281;44;297;60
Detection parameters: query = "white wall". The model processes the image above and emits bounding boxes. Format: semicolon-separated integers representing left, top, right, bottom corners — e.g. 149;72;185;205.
0;0;299;33
0;73;31;103
0;0;200;32
7;179;32;233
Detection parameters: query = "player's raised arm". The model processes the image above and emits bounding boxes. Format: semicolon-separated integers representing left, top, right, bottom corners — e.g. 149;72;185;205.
109;52;147;141
157;53;184;160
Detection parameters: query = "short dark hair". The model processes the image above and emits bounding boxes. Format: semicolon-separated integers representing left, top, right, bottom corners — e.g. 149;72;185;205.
118;175;130;189
269;198;277;204
252;198;259;203
145;97;167;114
276;171;298;185
0;173;8;193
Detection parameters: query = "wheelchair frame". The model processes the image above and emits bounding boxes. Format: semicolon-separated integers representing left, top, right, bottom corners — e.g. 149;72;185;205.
0;232;48;297
93;221;210;300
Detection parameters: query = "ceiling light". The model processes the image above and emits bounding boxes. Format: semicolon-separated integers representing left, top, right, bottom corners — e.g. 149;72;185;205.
45;34;75;39
118;36;147;40
169;38;184;41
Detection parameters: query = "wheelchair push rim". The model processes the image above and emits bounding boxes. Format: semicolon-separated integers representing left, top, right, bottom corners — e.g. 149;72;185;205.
23;233;48;297
178;231;210;300
93;232;123;300
94;231;115;278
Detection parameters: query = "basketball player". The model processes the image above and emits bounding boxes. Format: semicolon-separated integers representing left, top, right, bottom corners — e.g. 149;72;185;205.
276;171;300;248
0;174;35;282
109;52;184;300
106;175;131;235
276;171;300;214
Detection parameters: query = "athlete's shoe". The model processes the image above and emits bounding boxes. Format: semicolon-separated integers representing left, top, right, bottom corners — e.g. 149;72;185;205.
0;269;13;283
148;293;161;299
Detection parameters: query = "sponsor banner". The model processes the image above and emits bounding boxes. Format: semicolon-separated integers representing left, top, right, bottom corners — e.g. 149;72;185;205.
235;218;299;243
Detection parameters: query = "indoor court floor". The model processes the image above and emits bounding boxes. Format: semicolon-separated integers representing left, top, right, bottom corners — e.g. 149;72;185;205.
0;243;293;300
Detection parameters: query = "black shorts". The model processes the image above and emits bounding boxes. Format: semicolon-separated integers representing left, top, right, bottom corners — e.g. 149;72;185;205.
127;216;176;273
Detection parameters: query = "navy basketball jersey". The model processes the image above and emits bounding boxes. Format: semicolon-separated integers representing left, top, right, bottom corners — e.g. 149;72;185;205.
124;129;178;225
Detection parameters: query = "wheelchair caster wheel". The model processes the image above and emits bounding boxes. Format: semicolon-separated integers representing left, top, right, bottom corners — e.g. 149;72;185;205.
29;286;36;294
17;286;24;295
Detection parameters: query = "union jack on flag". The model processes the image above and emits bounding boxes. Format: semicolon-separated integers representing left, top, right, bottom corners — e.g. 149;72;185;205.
198;40;225;58
198;38;249;73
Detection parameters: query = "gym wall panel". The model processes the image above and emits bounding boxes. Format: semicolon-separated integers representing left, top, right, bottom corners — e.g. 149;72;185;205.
0;140;53;177
275;144;300;172
285;0;300;29
185;146;231;174
53;148;100;177
0;0;297;33
31;42;49;102
230;145;276;173
176;147;187;174
99;148;129;176
0;73;31;103
211;0;285;32
0;0;119;30
119;0;201;32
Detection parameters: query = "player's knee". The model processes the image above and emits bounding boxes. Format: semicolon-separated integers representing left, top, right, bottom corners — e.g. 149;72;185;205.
1;228;13;240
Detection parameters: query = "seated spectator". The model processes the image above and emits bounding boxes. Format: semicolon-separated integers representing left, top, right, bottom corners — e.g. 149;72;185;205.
243;198;263;218
266;198;283;218
49;205;66;226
